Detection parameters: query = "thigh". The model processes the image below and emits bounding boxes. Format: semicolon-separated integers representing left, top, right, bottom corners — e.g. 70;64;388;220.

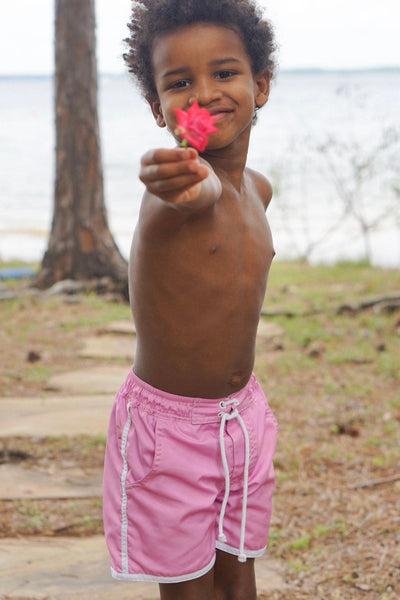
214;550;257;600
159;568;215;600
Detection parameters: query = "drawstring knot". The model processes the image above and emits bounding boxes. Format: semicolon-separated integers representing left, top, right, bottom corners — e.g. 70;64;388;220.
218;398;250;563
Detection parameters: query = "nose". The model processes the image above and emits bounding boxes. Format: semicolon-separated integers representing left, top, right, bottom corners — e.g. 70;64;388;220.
193;77;221;107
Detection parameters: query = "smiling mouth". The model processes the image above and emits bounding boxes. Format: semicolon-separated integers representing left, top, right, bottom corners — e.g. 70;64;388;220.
211;109;233;122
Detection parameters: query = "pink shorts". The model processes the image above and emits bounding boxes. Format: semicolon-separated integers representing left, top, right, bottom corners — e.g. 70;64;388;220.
103;368;278;583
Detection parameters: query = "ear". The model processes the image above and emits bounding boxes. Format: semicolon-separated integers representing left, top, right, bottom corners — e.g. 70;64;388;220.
147;96;166;128
254;71;271;109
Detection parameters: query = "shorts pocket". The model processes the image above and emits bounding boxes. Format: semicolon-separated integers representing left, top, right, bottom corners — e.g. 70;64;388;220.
123;405;162;487
265;403;279;433
243;398;278;472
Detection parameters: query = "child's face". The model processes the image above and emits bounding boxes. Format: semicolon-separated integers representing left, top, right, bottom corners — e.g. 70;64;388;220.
149;23;270;152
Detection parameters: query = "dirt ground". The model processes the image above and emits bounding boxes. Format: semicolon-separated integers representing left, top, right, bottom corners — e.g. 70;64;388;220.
0;263;399;599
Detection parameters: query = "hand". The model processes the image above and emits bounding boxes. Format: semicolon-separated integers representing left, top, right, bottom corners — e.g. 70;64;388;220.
139;147;212;208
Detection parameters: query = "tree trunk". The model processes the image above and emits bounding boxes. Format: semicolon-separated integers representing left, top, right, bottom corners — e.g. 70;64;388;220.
34;0;128;293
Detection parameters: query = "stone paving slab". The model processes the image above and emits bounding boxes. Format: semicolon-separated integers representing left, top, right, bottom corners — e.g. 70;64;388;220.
0;536;285;599
46;366;128;396
78;335;136;359
0;394;110;499
102;320;136;335
75;324;279;359
0;395;113;437
257;319;284;339
0;463;101;500
103;318;281;339
105;319;281;341
0;536;159;599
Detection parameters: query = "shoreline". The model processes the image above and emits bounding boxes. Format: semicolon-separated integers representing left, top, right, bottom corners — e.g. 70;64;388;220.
2;66;400;79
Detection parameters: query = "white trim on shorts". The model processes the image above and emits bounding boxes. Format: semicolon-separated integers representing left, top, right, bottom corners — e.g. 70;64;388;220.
216;540;267;559
120;402;132;575
111;554;216;583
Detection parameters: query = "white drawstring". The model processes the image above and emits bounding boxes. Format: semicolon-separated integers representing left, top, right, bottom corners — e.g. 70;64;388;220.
218;399;250;563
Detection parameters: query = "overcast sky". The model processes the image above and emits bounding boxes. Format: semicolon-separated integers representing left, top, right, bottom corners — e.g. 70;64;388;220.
0;0;399;75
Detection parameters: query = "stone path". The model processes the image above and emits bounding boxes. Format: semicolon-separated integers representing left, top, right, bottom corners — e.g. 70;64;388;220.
0;318;286;599
0;536;160;600
0;462;102;500
0;536;284;599
0;395;113;437
78;335;136;360
46;365;128;395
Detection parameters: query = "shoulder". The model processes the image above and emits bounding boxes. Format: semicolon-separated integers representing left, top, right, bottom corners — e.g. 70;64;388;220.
246;168;273;211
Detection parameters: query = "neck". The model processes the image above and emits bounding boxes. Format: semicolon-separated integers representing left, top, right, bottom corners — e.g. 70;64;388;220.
203;141;249;191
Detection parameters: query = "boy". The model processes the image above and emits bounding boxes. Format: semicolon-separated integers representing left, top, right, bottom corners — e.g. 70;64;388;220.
103;1;278;598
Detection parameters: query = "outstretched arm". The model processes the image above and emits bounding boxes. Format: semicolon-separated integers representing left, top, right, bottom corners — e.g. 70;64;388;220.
139;147;221;211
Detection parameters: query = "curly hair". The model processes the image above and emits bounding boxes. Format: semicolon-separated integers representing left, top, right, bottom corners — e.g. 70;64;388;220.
123;0;277;99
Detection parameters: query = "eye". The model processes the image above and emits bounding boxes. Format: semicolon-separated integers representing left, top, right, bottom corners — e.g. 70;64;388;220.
217;70;235;80
171;79;190;89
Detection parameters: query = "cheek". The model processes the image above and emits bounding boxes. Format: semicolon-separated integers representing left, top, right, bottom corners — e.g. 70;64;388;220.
234;85;258;115
247;87;258;108
161;103;178;130
163;112;182;142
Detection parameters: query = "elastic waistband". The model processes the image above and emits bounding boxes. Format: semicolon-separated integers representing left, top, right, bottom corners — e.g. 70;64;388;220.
122;368;258;424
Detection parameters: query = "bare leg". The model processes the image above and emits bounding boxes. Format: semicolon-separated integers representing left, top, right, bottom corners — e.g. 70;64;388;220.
158;550;257;600
159;567;215;600
214;550;257;600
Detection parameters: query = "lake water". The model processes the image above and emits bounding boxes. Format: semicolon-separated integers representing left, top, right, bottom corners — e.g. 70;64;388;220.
0;71;399;267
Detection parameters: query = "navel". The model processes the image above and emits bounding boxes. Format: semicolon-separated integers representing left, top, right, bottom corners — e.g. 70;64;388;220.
229;372;247;388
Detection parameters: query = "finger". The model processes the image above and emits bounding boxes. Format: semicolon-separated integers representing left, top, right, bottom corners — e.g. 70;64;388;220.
141;147;197;166
145;171;208;195
140;159;201;182
140;162;209;189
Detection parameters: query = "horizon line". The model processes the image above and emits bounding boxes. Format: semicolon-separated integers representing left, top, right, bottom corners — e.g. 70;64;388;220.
1;65;400;78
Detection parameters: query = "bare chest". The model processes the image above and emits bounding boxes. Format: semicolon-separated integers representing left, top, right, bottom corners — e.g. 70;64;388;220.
171;197;273;288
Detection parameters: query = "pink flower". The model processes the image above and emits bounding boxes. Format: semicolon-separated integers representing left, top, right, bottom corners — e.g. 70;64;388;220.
174;102;218;153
